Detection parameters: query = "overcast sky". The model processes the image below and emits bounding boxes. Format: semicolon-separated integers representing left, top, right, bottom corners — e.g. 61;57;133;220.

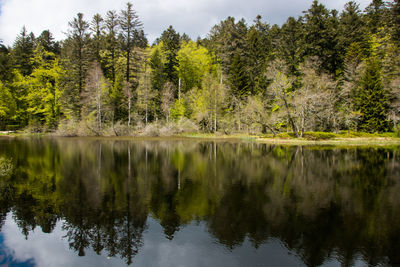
0;0;372;46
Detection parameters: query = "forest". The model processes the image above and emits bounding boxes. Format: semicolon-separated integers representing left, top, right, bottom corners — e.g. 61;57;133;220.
0;0;399;136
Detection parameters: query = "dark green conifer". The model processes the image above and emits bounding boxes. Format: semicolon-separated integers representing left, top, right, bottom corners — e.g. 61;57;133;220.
356;58;389;132
12;27;35;76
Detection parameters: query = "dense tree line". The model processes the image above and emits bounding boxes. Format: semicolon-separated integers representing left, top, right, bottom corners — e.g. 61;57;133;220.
0;0;399;135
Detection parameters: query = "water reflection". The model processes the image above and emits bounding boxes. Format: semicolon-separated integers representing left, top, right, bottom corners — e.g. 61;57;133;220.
0;138;400;266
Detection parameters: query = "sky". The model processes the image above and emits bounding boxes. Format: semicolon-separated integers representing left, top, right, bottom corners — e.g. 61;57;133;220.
1;214;308;267
0;0;372;46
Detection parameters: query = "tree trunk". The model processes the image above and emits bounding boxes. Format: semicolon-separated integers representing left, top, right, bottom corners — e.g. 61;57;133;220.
128;92;131;127
300;108;304;137
178;78;181;100
283;96;298;137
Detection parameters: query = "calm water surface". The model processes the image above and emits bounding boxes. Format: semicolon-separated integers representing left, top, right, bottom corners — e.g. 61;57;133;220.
0;137;399;267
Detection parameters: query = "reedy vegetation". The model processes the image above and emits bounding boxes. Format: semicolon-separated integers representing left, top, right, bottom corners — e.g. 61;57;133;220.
0;0;400;136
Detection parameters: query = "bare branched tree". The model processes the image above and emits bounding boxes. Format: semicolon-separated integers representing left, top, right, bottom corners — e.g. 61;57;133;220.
267;60;298;137
294;59;337;135
82;61;110;133
161;82;176;123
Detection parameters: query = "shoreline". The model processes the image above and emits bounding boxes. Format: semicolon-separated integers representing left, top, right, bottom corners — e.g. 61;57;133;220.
1;132;400;146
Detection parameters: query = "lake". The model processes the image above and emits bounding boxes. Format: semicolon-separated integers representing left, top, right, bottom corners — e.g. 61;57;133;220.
0;137;399;267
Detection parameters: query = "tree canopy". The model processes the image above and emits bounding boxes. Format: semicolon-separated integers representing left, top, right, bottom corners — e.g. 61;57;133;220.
0;0;399;135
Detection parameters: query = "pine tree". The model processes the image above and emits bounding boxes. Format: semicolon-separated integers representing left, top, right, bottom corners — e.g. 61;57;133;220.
63;13;91;118
246;16;271;93
390;0;400;44
150;48;164;92
119;2;143;84
0;81;16;129
278;16;304;76
104;11;119;83
228;52;250;98
208;17;248;75
36;30;60;55
356;58;389;132
159;26;181;87
12;27;35;76
338;1;365;49
0;42;13;82
90;14;104;62
365;0;388;34
303;1;339;74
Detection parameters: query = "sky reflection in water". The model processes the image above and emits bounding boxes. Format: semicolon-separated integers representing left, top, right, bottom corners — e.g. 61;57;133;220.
0;138;399;266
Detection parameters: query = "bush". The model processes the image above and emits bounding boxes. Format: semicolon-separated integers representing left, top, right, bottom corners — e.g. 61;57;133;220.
395;126;400;138
5;125;20;131
302;132;337;140
141;122;162;137
24;121;45;133
56;120;100;136
276;132;294;139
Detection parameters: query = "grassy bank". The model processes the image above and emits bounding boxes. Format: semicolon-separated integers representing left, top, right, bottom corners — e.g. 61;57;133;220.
2;130;400;146
180;131;400;146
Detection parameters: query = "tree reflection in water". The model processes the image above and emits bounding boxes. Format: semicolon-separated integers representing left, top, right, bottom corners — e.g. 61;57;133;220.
0;138;399;266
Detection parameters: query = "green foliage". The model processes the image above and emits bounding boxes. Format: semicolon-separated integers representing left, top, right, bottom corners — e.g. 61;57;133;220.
303;1;340;74
0;44;13;82
176;41;213;93
302;132;337;140
62;13;91;119
170;99;186;120
0;81;16;129
228;52;250;97
355;57;389;132
12;27;35;76
394;126;400;138
278;17;304;76
25;47;63;129
391;0;400;44
149;45;165;92
159;26;181;86
185;87;208;123
0;1;399;135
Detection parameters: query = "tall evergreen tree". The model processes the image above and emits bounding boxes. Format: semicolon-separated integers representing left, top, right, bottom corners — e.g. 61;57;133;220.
90;14;104;62
338;1;365;48
159;26;181;87
150;48;164;92
36;30;60;55
104;10;119;85
338;2;366;65
12;27;35;76
228;51;250;98
0;42;13;82
365;0;388;33
208;17;248;73
303;1;339;74
246;15;271;93
390;0;400;44
356;58;389;132
119;2;143;84
277;16;305;76
0;81;16;129
64;13;90;118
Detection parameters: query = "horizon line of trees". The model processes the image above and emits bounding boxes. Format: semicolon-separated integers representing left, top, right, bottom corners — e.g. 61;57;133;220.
0;0;400;135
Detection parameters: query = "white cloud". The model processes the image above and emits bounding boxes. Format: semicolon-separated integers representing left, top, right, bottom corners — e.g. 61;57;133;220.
0;0;372;46
2;213;124;267
1;213;369;267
